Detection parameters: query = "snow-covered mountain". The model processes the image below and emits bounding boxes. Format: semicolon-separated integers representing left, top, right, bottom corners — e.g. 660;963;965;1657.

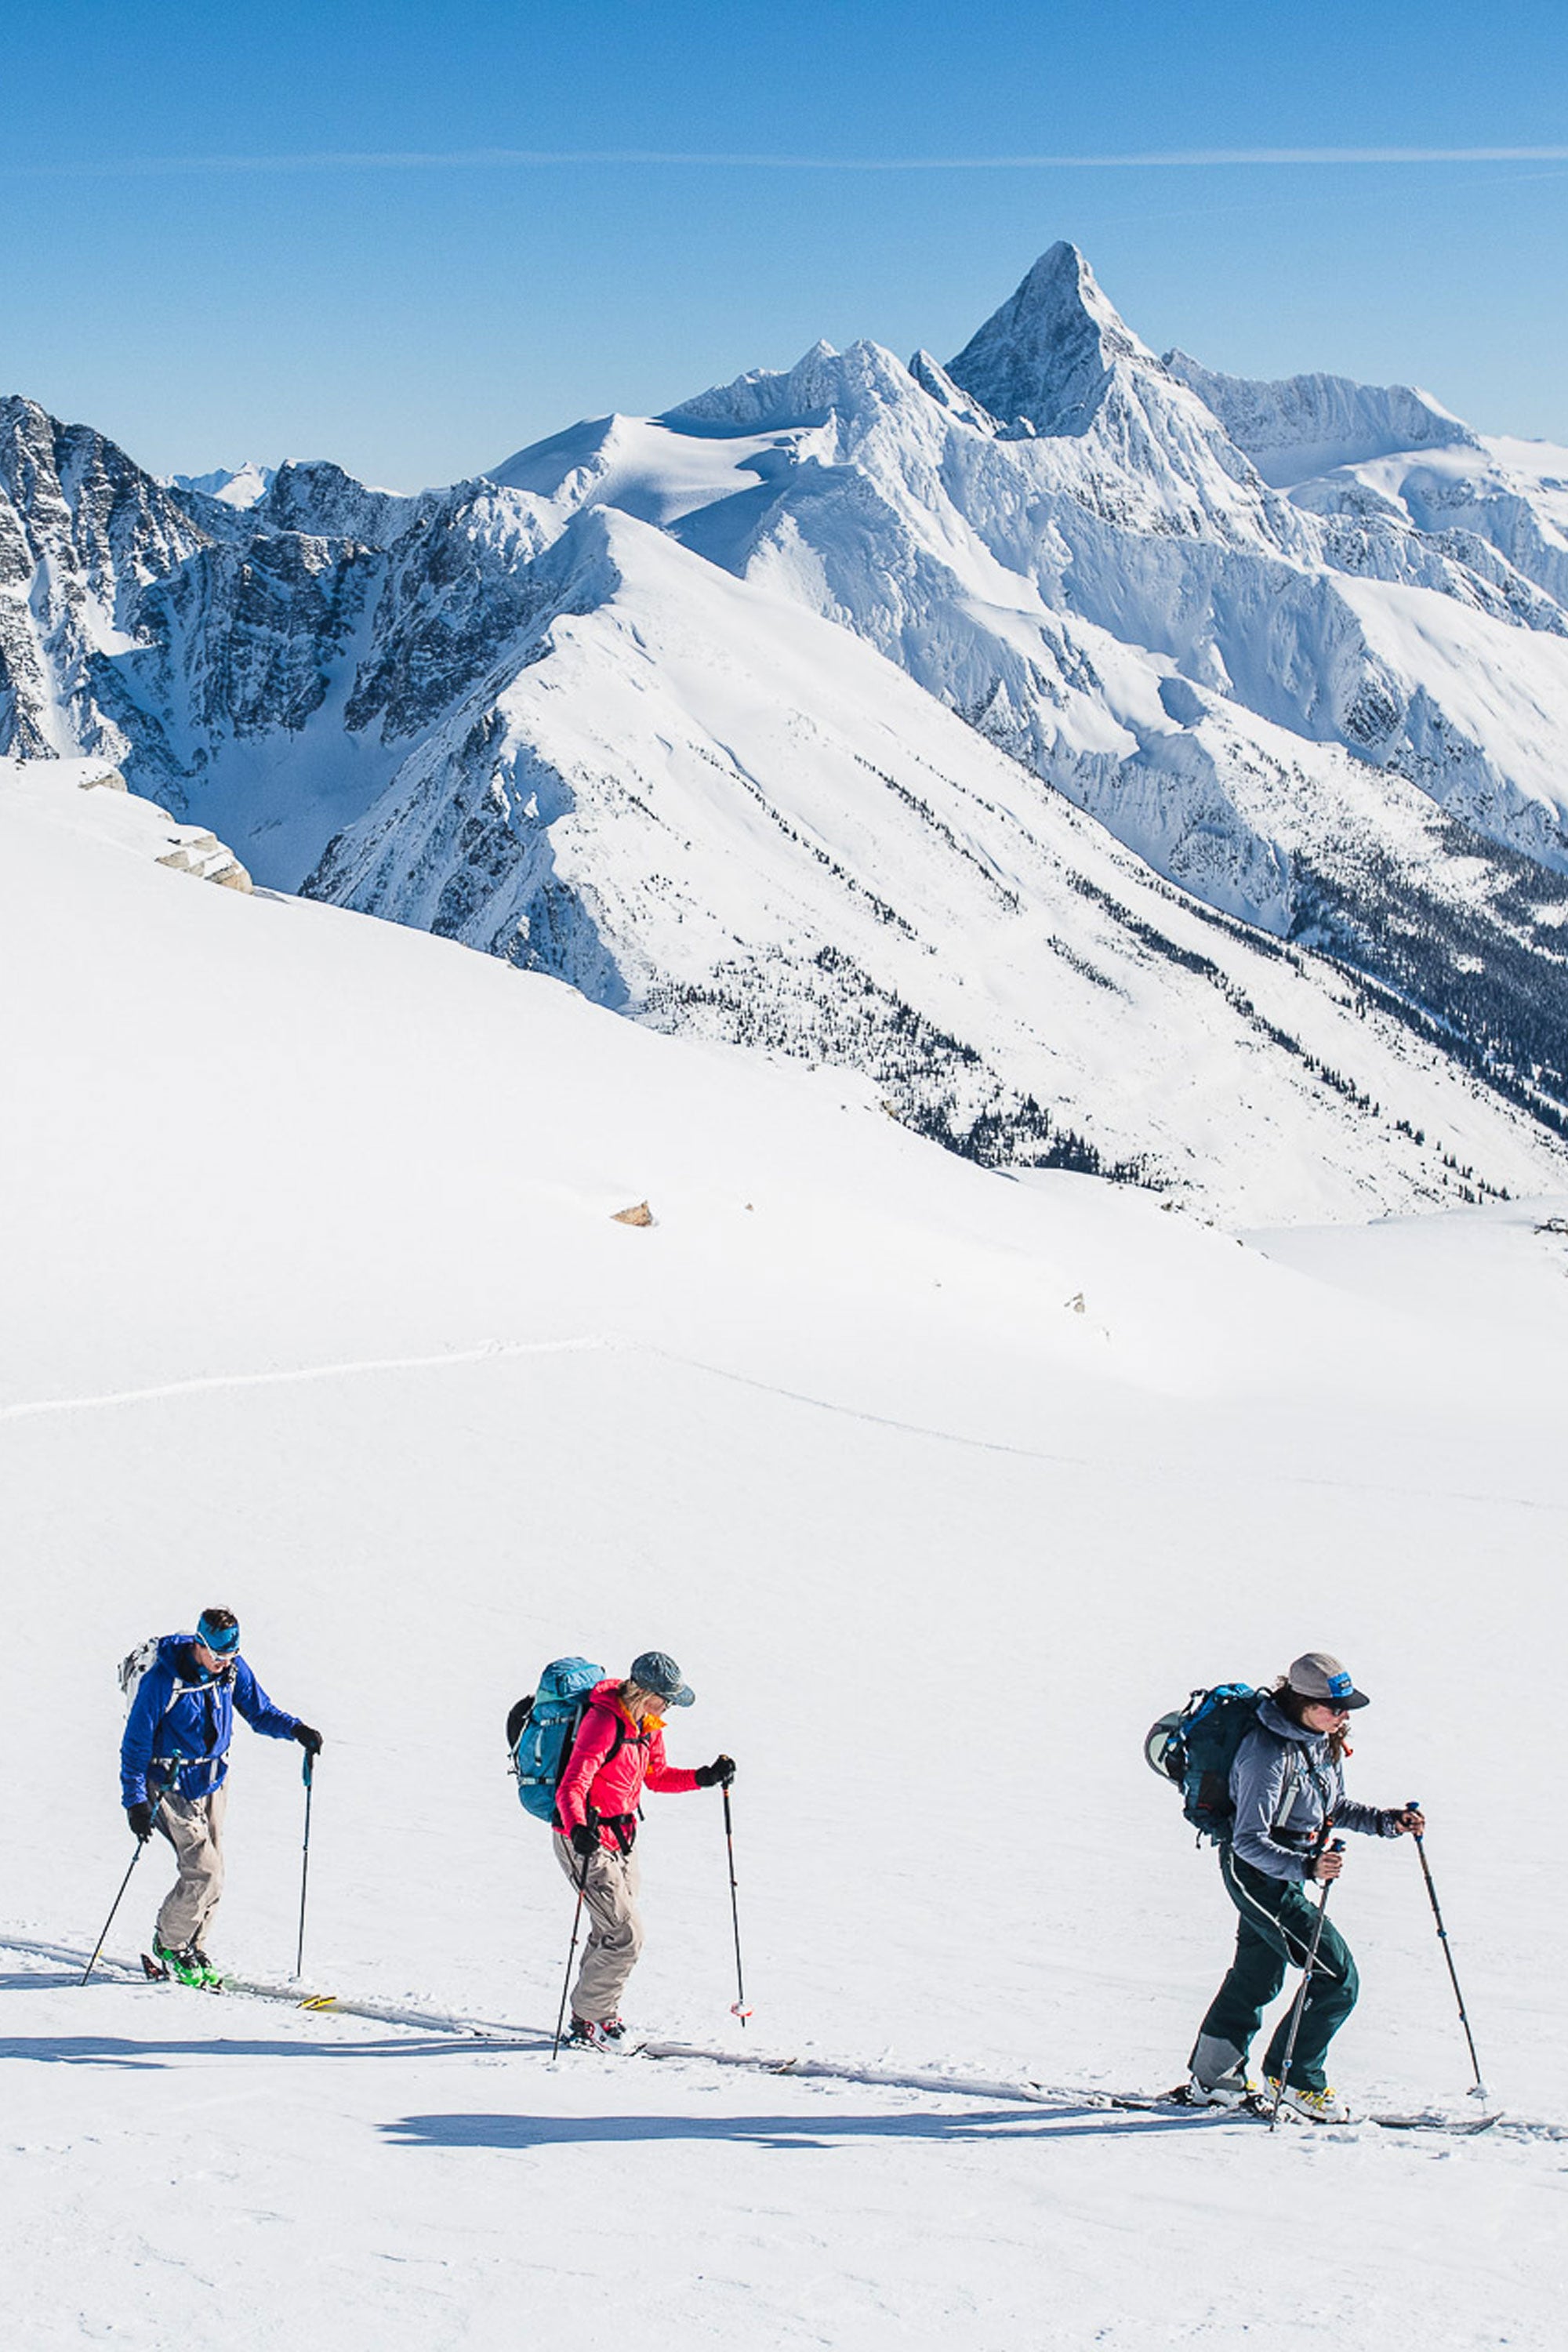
5;245;1568;1216
166;459;276;509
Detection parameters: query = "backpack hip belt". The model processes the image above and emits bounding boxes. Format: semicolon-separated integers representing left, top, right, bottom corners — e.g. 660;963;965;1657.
576;1806;637;1856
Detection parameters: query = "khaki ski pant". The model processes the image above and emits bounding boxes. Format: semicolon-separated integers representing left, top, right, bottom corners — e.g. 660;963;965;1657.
554;1832;644;2022
154;1783;229;1951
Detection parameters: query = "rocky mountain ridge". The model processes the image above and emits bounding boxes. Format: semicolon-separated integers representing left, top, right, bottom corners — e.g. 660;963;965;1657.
3;246;1568;1217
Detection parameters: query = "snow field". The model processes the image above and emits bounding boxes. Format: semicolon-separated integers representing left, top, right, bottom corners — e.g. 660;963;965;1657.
2;777;1566;2347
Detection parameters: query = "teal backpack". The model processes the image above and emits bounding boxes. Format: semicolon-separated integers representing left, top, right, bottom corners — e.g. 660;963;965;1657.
506;1657;610;1823
1145;1683;1264;1844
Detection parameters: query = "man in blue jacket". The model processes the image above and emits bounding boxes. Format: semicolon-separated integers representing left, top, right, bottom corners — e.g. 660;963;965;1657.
121;1607;321;1985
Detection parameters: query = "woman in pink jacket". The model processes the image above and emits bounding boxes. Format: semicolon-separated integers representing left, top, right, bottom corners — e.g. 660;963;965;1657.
554;1650;734;2045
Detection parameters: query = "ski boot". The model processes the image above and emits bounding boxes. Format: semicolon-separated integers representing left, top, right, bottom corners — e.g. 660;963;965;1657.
1178;2072;1260;2111
569;2013;626;2048
152;1936;222;1990
1266;2077;1352;2123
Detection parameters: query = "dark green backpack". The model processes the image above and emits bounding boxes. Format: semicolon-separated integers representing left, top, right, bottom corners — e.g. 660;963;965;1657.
1145;1684;1264;1844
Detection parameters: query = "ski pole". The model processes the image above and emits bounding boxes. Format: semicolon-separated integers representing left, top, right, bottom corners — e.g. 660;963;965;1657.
722;1781;750;2025
1405;1798;1488;2101
1269;1838;1344;2131
82;1796;165;1986
551;1841;592;2062
292;1751;315;1983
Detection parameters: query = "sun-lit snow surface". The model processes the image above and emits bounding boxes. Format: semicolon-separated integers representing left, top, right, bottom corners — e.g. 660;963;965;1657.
166;459;277;510
5;246;1568;1209
301;522;1568;1221
3;765;1567;2350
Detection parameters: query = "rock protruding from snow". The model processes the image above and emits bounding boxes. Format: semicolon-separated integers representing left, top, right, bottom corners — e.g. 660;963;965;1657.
945;242;1156;436
1166;351;1477;487
154;829;253;889
0;756;252;889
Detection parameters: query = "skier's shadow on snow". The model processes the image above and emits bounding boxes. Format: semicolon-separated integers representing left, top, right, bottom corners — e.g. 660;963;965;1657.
382;2107;1193;2150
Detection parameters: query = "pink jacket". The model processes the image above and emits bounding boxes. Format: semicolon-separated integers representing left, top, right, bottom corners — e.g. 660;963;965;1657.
555;1679;700;1849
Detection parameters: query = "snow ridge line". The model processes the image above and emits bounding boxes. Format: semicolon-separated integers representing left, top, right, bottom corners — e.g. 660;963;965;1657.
631;1341;1568;1517
0;1334;611;1427
12;1937;1564;2140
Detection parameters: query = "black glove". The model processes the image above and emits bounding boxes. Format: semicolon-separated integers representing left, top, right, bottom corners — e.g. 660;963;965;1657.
569;1823;598;1858
292;1723;323;1755
694;1755;735;1789
127;1800;154;1842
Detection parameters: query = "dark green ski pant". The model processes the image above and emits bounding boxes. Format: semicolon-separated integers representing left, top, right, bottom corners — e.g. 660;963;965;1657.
1191;1847;1359;2094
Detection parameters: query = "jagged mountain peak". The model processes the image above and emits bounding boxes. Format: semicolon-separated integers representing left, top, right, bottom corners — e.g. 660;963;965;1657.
945;242;1156;435
1;393;147;494
250;458;425;546
664;336;919;434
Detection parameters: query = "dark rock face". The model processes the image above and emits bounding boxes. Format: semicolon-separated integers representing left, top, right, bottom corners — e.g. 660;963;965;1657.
946;241;1148;435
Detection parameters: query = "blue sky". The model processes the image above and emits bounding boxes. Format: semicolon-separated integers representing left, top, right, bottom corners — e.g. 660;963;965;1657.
5;0;1567;486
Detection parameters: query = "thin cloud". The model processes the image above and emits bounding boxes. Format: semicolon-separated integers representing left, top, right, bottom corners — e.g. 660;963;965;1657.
5;143;1568;178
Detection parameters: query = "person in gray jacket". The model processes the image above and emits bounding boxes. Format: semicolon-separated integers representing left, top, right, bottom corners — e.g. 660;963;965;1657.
1185;1650;1423;2122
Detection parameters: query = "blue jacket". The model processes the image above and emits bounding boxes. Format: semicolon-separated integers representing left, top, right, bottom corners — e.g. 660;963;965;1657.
121;1634;298;1807
1229;1695;1399;1882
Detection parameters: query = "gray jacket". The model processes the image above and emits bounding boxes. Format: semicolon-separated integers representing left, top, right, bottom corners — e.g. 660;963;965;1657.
1229;1695;1400;1882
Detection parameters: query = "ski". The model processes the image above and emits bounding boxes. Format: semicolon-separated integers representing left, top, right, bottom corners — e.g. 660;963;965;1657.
1094;2085;1504;2133
1096;2088;1268;2118
1366;2111;1502;2135
142;1951;325;2002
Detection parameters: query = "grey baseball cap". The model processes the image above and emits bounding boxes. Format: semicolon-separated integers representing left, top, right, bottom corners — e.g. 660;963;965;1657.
1287;1651;1370;1710
630;1650;695;1708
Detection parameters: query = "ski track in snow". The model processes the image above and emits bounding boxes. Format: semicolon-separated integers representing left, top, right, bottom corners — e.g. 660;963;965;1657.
640;1342;1568;1516
0;1332;612;1426
9;1936;1563;2147
4;1330;1564;1523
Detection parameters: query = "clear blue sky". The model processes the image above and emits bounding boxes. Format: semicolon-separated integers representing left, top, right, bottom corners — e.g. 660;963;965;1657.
5;0;1567;487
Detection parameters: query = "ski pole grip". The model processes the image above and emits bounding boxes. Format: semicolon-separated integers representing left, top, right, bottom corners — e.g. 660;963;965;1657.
1406;1796;1420;1812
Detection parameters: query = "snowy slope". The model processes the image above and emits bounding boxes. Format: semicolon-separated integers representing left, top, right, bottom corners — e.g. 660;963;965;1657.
7;248;1568;1209
299;514;1568;1220
3;737;1566;2351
